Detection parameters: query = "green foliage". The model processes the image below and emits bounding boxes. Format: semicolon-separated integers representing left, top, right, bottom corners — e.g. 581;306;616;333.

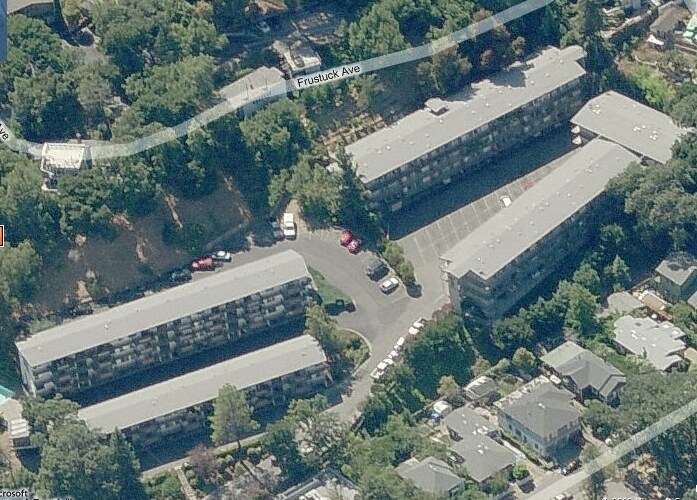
491;315;535;351
304;305;367;376
308;268;352;313
285;158;342;225
511;464;530;480
187;445;218;485
346;3;410;61
511;347;537;376
417;48;472;96
572;261;601;295
261;418;309;482
22;394;80;450
630;65;672;112
0;241;41;310
145;471;184;500
210;384;259;448
381;241;416;285
437;375;465;406
563;283;601;338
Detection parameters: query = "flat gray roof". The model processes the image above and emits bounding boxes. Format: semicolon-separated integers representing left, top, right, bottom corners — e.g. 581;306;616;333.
443;406;496;438
441;139;639;279
571;91;684;164
78;335;326;433
448;434;517;484
656;251;697;286
345;46;586;184
17;250;310;367
613;316;687;371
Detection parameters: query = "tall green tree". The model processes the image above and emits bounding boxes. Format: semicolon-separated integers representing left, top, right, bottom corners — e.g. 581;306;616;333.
22;394;79;449
210;384;259;449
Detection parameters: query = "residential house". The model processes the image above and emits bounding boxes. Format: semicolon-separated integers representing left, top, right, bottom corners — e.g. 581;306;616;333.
344;45;588;213
650;3;688;46
494;376;582;459
448;434;517;486
444;405;499;441
613;316;687;371
78;335;328;448
40;143;90;189
16;250;316;397
541;341;626;403
654;252;697;302
273;33;321;77
440;139;639;318
463;375;498;404
395;457;465;497
571;91;684;164
216;66;286;118
277;469;360;500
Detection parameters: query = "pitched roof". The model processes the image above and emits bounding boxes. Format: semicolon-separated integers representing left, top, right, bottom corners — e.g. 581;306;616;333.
78;335;326;433
494;377;581;439
396;457;464;495
16;250;310;367
541;341;625;399
656;251;697;286
443;406;496;438
448;434;517;484
463;375;497;398
345;46;586;184
440;139;639;279
571;91;684;164
613;316;687;371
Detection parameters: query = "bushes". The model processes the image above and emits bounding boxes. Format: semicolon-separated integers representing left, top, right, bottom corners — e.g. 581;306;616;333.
145;471;185;500
381;240;416;285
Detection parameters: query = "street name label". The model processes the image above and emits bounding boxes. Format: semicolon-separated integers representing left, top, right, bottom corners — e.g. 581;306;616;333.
0;123;10;142
293;64;364;90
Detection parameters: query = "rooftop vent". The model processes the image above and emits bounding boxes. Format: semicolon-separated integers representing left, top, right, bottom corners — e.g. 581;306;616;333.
425;98;449;116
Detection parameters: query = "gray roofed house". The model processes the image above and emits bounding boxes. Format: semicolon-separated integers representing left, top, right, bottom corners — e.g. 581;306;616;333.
78;335;327;435
443;406;499;440
463;375;498;403
448;433;517;485
395;457;465;497
655;252;697;302
571;91;684;164
613;315;687;371
495;376;582;459
277;469;360;500
541;341;626;403
8;0;54;16
16;250;310;368
346;46;586;185
440;139;639;318
216;66;286;118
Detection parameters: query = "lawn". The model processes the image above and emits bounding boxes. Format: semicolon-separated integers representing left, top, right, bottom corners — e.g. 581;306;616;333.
337;329;369;370
308;267;353;314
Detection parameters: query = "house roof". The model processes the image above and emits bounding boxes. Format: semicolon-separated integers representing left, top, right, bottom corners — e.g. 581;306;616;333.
440;139;639;280
650;3;687;33
8;0;53;15
396;457;464;495
78;335;326;433
448;434;517;484
345;45;586;185
541;341;626;399
443;406;496;438
494;377;581;440
40;143;89;171
277;469;360;500
16;250;311;367
571;91;684;164
656;251;697;286
464;375;497;398
613;315;687;371
217;66;285;103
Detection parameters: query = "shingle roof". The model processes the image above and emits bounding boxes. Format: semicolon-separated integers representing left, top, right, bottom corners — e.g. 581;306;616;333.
541;341;625;399
448;434;517;484
571;91;684;164
345;46;586;184
495;377;581;439
440;139;639;279
395;457;464;495
443;406;496;438
78;335;326;433
613;315;687;371
16;250;310;367
464;375;497;398
656;252;697;286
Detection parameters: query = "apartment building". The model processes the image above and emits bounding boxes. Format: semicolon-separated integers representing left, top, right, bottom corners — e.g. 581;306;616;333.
344;45;588;213
440;139;639;319
78;335;328;448
571;91;684;164
16;250;315;397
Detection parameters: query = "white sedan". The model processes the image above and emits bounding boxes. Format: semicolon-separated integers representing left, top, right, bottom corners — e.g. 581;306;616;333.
408;318;426;336
379;277;399;294
387;350;400;360
211;250;232;262
394;337;406;351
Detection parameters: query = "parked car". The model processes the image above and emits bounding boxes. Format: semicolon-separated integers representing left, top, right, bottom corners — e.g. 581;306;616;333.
554;494;573;500
388;349;400;360
365;258;388;280
370;368;384;381
408;318;427;336
376;361;389;372
561;460;579;476
379;277;399;294
395;337;406;350
347;239;361;254
211;250;232;262
269;219;285;240
190;257;215;271
340;230;354;246
171;269;193;283
283;212;296;239
383;358;395;367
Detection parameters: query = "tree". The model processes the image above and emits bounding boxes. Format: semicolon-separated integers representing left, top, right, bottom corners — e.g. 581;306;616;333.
631;65;673;112
358;466;414;500
108;430;148;499
208;0;247;30
353;75;385;112
564;284;601;338
210;385;259;449
580;443;606;499
511;347;537;376
22;395;79;449
285;158;342;224
437;375;464;406
491;315;535;351
360;389;395;435
261;418;308;482
572;262;601;295
511;464;530;481
604;255;631;292
417;48;472;95
187;445;218;485
0;241;42;311
347;4;409;61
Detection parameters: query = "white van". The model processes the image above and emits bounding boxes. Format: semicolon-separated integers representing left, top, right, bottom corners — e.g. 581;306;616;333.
282;212;296;239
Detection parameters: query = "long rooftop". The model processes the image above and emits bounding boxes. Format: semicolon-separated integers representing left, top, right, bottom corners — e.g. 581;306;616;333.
78;335;326;433
571;91;684;164
613;315;687;371
16;250;310;367
345;45;586;184
440;139;639;280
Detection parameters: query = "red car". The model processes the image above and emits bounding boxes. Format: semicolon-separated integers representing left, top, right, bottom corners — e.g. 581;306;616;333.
190;257;215;271
347;239;361;254
340;230;354;246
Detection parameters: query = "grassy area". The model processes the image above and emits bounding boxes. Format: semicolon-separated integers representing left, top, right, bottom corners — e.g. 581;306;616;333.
308;267;353;313
338;329;369;370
